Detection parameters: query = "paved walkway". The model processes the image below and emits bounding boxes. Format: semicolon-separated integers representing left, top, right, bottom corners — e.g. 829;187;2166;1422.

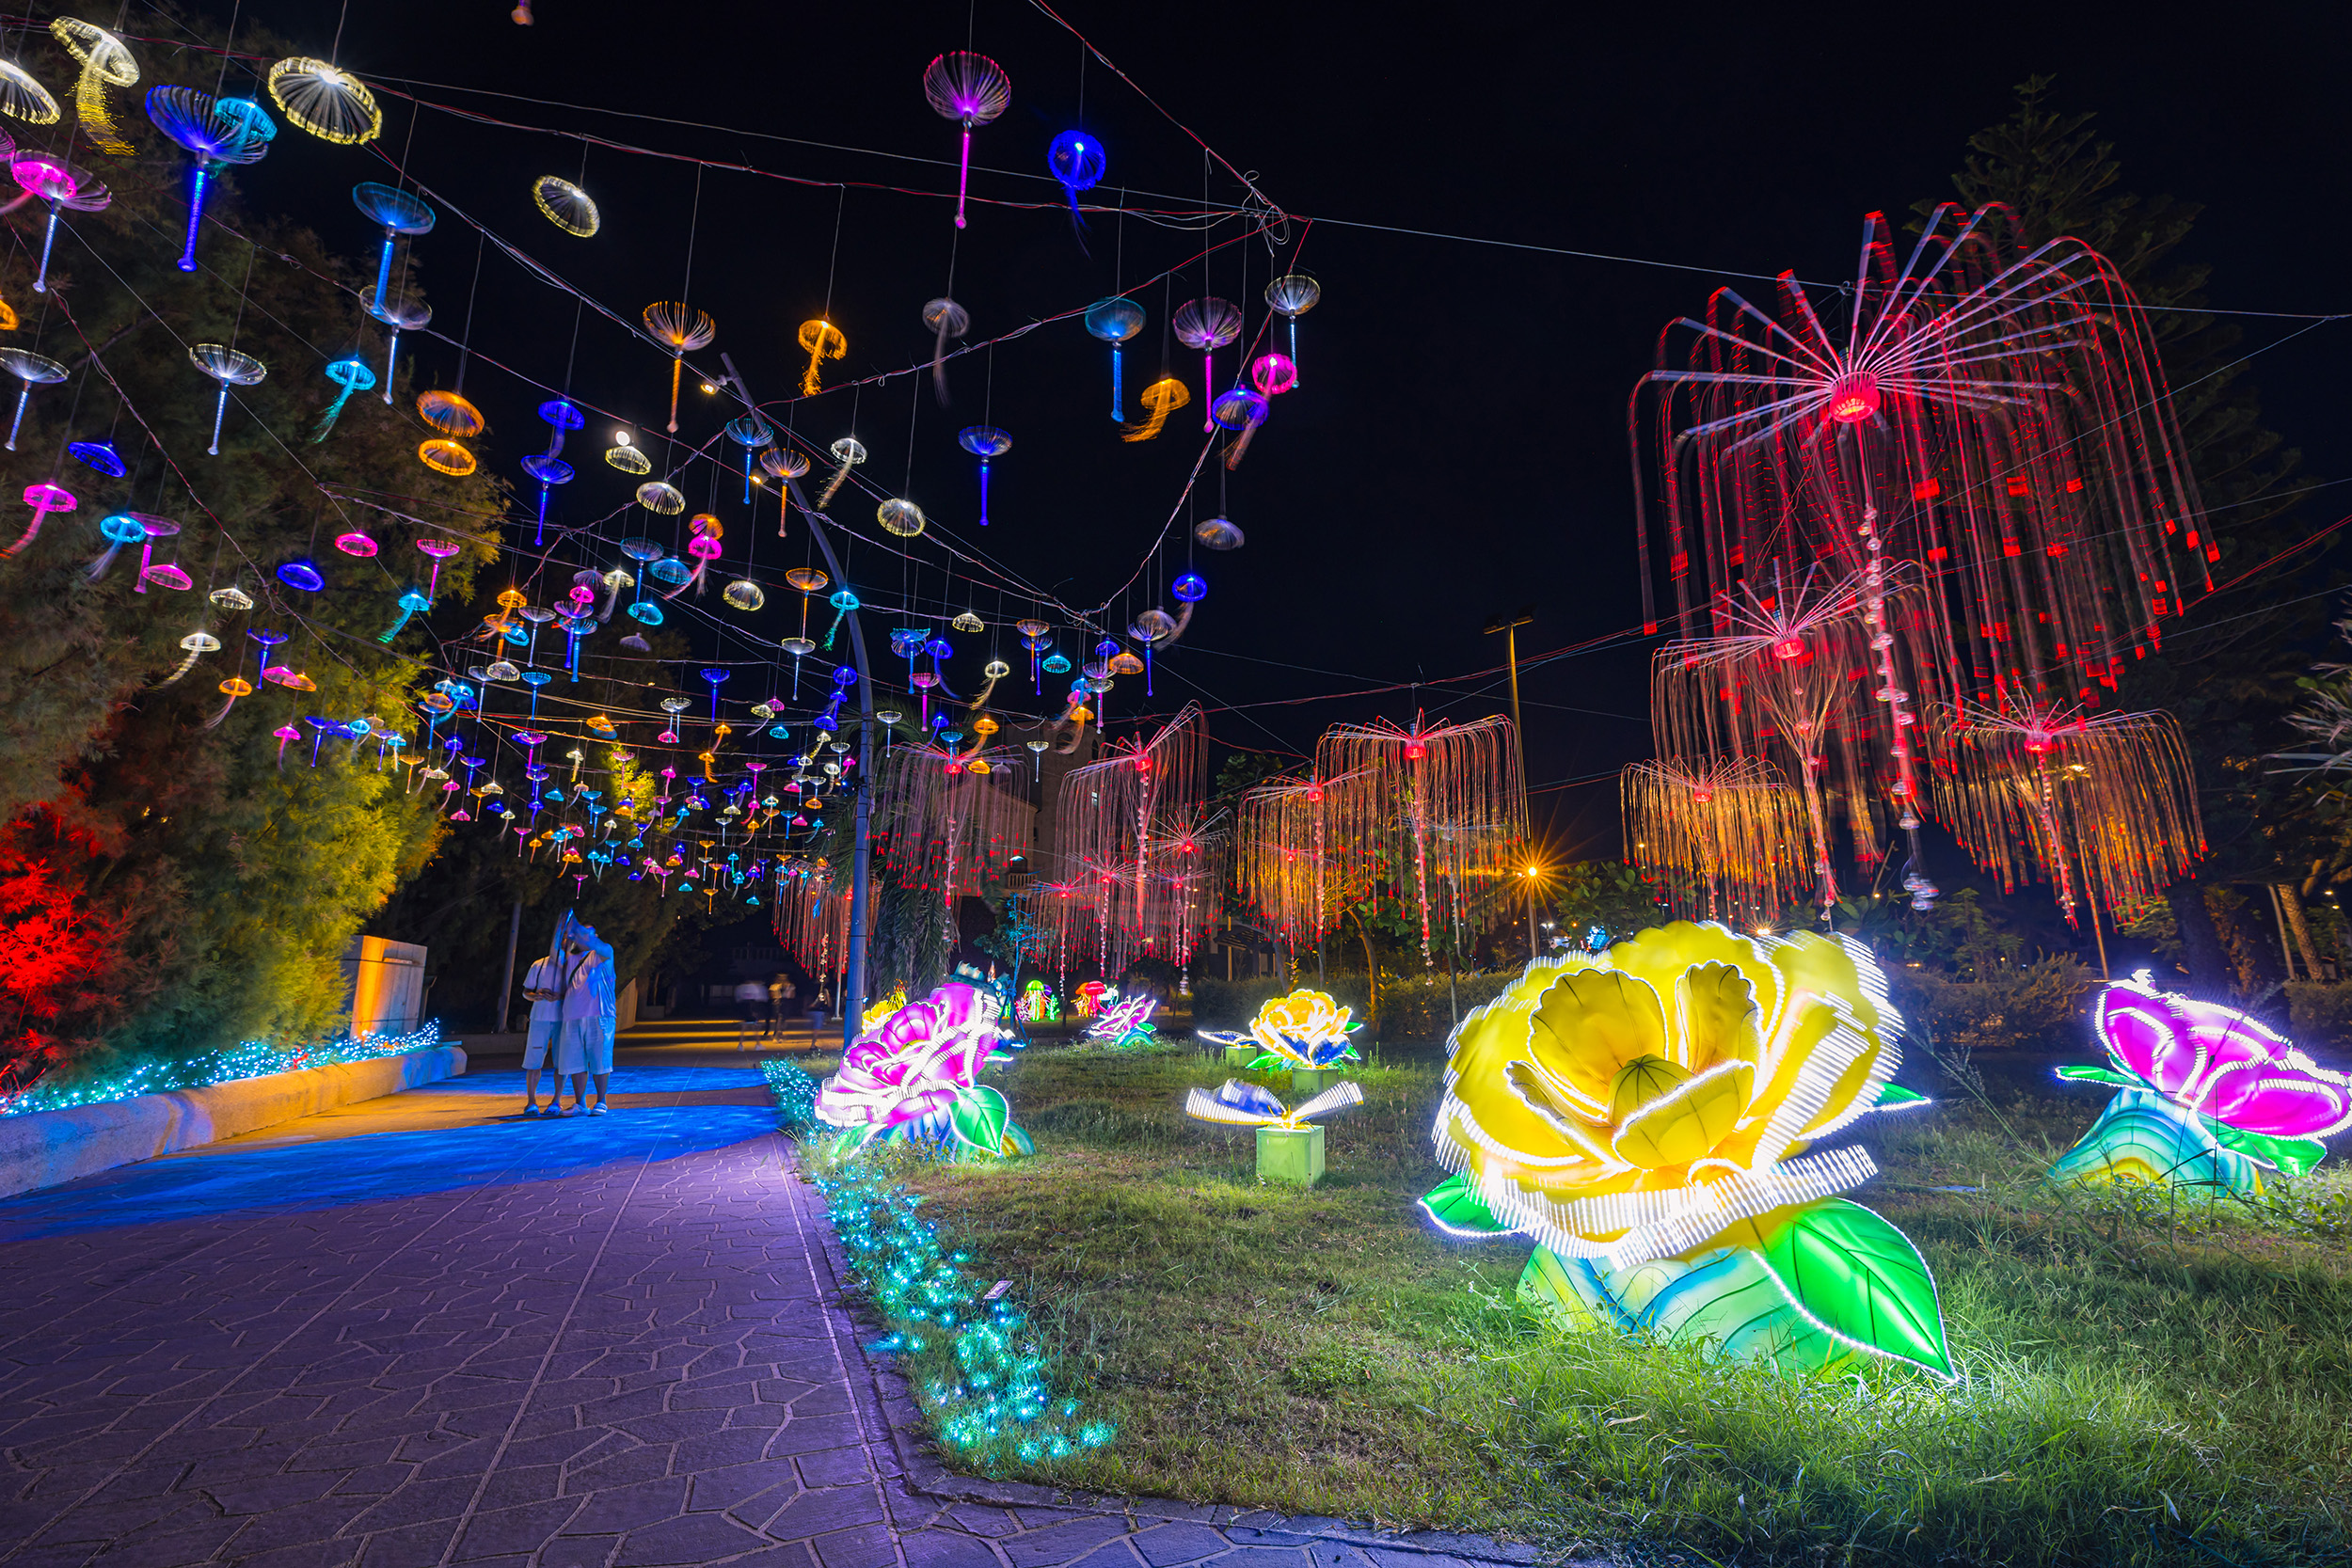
0;1032;1544;1568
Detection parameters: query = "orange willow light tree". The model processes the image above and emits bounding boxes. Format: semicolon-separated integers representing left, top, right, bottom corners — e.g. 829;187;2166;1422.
1620;756;1812;926
1044;704;1219;973
775;861;850;979
1235;772;1348;952
1313;715;1527;958
1931;701;2202;925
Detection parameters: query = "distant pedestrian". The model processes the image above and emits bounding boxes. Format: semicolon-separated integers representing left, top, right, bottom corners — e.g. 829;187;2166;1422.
807;985;830;1039
735;977;768;1050
518;942;565;1116
765;973;793;1039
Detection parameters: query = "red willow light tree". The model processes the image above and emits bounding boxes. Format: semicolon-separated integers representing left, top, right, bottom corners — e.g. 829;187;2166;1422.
1040;704;1222;976
1625;203;2211;922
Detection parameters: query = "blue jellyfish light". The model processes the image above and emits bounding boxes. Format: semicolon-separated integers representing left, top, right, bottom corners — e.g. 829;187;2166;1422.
351;182;436;306
957;426;1011;527
1172;573;1206;603
311;356;375;443
68;438;125;477
725;414;774;505
522;398;583;546
1083;297;1144;422
1046;130;1104;243
146;87;275;272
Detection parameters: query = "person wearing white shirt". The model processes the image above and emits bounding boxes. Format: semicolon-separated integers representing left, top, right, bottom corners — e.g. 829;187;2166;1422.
519;951;567;1116
553;917;618;1116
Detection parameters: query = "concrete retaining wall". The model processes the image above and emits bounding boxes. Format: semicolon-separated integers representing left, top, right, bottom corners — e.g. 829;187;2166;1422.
0;1044;468;1200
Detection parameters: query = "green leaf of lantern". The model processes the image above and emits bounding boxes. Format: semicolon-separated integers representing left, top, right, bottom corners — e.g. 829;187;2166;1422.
2206;1121;2328;1177
1002;1120;1036;1157
949;1085;1010;1157
1758;1197;1953;1378
1420;1171;1514;1236
1874;1083;1931;1109
2056;1063;2144;1091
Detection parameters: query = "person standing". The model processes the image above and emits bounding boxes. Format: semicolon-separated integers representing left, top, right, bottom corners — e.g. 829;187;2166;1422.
807;983;830;1041
555;915;618;1115
734;976;768;1050
519;939;566;1116
764;972;792;1040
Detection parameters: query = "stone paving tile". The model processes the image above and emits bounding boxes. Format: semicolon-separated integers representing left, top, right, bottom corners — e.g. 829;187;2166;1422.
0;1057;1569;1568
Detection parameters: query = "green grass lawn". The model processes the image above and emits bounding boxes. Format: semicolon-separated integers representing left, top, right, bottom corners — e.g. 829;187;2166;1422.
834;1042;2352;1566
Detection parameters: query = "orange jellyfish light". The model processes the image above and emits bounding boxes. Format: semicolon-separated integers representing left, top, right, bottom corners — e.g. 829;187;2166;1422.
1121;376;1189;444
798;319;847;396
643;301;716;433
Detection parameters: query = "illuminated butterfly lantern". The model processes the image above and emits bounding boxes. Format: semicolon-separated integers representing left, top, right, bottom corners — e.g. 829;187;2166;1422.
11;153;111;293
921;52;1010;230
145;87;275;271
1172;297;1242;434
643;300;715;433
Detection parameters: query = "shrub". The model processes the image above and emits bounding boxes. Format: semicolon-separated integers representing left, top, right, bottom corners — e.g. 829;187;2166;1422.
1886;956;2098;1053
2287;981;2352;1051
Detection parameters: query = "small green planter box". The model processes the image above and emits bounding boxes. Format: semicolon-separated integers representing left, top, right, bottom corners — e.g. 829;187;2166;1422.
1291;1066;1345;1097
1224;1043;1255;1068
1256;1123;1325;1185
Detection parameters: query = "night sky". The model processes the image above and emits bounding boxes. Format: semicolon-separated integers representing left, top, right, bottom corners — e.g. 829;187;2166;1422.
203;0;2352;870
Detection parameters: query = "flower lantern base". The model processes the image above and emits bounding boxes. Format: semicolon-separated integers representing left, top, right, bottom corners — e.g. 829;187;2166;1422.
1290;1066;1345;1097
1255;1123;1324;1185
2046;1086;2268;1196
1223;1043;1254;1068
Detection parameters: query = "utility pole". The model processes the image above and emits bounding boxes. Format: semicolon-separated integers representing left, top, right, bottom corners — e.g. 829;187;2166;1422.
1485;606;1535;962
719;354;876;1052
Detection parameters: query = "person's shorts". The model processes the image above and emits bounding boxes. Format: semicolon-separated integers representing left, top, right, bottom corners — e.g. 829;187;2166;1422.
740;1003;767;1025
522;1016;559;1069
557;1017;613;1075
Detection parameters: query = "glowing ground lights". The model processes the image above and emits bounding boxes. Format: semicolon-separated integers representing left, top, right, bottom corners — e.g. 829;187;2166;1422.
2048;976;2351;1195
1421;923;1948;1378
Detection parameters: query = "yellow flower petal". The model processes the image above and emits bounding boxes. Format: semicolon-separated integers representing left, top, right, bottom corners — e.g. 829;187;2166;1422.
1677;960;1763;1073
1530;969;1668;1106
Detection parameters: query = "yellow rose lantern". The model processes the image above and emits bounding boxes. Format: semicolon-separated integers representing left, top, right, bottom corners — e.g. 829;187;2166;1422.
1423;923;1949;1378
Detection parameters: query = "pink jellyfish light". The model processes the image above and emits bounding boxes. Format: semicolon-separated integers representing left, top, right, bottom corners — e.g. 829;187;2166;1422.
10;154;111;293
6;481;75;557
921;52;1009;230
1172;298;1242;433
416;536;462;600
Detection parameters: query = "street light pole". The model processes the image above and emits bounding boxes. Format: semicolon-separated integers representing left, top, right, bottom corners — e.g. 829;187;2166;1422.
718;354;876;1053
1485;606;1535;962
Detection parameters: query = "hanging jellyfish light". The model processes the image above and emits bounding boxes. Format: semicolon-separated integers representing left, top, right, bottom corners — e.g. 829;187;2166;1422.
663;515;723;598
310;356;375;442
156;627;220;687
68;437;123;476
362;288;429;404
957;427;1010;526
1212;388;1269;468
818;436;866;508
823;588;859;651
761;445;810;535
334;525;379;556
922;297;968;405
783;567;828;657
265;57;382;145
531;175;598;236
1263;273;1321;383
372;584;421;643
1172;298;1243;433
0;348;66;450
131;515;183;591
798;318;846;396
0;60;59;125
642;300;716;434
1194;516;1245;550
1084;297;1144;421
1047;130;1105;245
415;536;462;600
724;413;772;503
188;344;265;455
86;512;149;578
11;154;111;293
4;481;73;557
145;87;275;271
701;667;730;733
922;52;1010;230
1122;377;1189;444
49;19;137;158
521;398;581;546
877;498;927;539
352;182;435;307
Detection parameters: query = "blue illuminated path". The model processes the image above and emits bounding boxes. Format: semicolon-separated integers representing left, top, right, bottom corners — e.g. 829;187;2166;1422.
0;1027;1544;1568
